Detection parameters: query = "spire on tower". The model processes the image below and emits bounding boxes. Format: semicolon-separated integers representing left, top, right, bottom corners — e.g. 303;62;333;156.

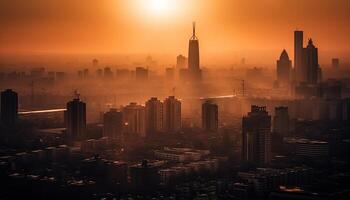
190;21;198;40
193;21;196;37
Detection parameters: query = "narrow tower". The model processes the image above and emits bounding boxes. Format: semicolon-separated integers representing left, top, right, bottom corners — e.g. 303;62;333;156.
294;30;303;83
188;22;201;80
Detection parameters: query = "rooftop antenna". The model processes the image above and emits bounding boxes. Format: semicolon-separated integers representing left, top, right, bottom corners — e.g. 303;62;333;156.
191;22;198;40
193;22;196;37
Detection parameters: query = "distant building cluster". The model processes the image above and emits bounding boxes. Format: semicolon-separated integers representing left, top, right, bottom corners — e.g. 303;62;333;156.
237;167;313;197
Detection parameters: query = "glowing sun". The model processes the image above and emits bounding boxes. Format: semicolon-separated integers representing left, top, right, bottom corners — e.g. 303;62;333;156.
147;0;175;15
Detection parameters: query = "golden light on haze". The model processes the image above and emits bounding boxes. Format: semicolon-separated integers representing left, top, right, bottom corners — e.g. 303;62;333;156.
144;0;176;16
1;0;350;66
127;0;190;23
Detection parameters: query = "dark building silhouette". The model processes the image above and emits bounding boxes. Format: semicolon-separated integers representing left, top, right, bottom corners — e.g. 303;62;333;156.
332;58;339;69
302;39;321;84
103;109;123;139
92;58;99;67
273;106;290;137
176;54;187;69
202;101;218;132
242;105;271;166
163;96;181;133
1;89;18;126
65;97;86;139
122;102;146;138
294;30;304;83
276;50;292;86
104;67;113;79
135;67;149;81
130;160;160;192
188;22;202;81
145;97;163;135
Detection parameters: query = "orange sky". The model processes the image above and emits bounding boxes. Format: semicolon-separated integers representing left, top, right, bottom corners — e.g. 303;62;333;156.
1;0;350;65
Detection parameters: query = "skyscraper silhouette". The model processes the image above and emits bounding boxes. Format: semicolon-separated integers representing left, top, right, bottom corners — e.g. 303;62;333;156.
123;102;146;138
65;97;86;139
242;105;271;166
273;106;290;137
163;96;181;133
277;49;292;86
145;97;163;135
202;101;218;132
188;22;201;81
103;108;123;139
294;30;304;83
0;89;18;126
176;54;187;69
302;39;320;84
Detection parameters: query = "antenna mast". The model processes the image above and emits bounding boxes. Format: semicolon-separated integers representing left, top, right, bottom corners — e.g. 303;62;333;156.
193;22;196;37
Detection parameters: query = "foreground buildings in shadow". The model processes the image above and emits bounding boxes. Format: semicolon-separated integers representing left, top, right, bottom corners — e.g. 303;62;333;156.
242;105;271;167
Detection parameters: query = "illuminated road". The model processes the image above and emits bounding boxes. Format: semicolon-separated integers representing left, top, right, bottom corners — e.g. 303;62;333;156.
18;109;66;115
17;94;240;115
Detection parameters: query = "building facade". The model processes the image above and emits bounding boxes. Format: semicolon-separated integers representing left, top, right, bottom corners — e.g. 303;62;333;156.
145;97;163;135
65;98;86;139
163;96;181;133
276;50;292;86
122;102;146;138
103;108;123;139
202;101;218;132
0;89;18;126
242;105;271;166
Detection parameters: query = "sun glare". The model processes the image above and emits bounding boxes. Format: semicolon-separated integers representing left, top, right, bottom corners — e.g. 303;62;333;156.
150;0;169;12
146;0;175;16
126;0;189;22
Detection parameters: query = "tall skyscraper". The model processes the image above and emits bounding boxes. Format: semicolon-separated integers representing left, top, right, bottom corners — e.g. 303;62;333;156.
294;30;304;83
202;101;218;132
103;108;123;139
163;96;181;133
188;22;202;81
123;103;146;138
65;97;86;139
242;105;271;166
273;106;290;137
0;89;18;126
145;97;163;135
276;49;292;86
302;39;320;84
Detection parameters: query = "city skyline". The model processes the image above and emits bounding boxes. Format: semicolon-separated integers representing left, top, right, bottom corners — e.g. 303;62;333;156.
1;0;350;65
1;1;350;199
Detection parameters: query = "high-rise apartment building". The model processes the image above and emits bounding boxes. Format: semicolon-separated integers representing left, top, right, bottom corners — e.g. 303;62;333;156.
202;101;218;132
0;89;18;126
65;97;86;139
145;97;163;135
163;96;181;133
242;105;271;166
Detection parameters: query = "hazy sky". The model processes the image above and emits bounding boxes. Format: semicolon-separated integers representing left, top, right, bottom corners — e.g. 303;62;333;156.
1;0;350;65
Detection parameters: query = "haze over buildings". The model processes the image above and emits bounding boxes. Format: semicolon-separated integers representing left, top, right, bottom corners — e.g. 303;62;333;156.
1;1;350;199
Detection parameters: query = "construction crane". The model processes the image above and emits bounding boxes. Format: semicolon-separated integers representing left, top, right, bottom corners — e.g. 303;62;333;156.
232;78;245;97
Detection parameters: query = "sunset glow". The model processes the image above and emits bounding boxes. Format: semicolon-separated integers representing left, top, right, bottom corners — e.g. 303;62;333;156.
148;0;174;15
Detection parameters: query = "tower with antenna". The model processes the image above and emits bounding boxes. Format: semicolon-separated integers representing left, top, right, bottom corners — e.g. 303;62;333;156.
188;22;201;81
